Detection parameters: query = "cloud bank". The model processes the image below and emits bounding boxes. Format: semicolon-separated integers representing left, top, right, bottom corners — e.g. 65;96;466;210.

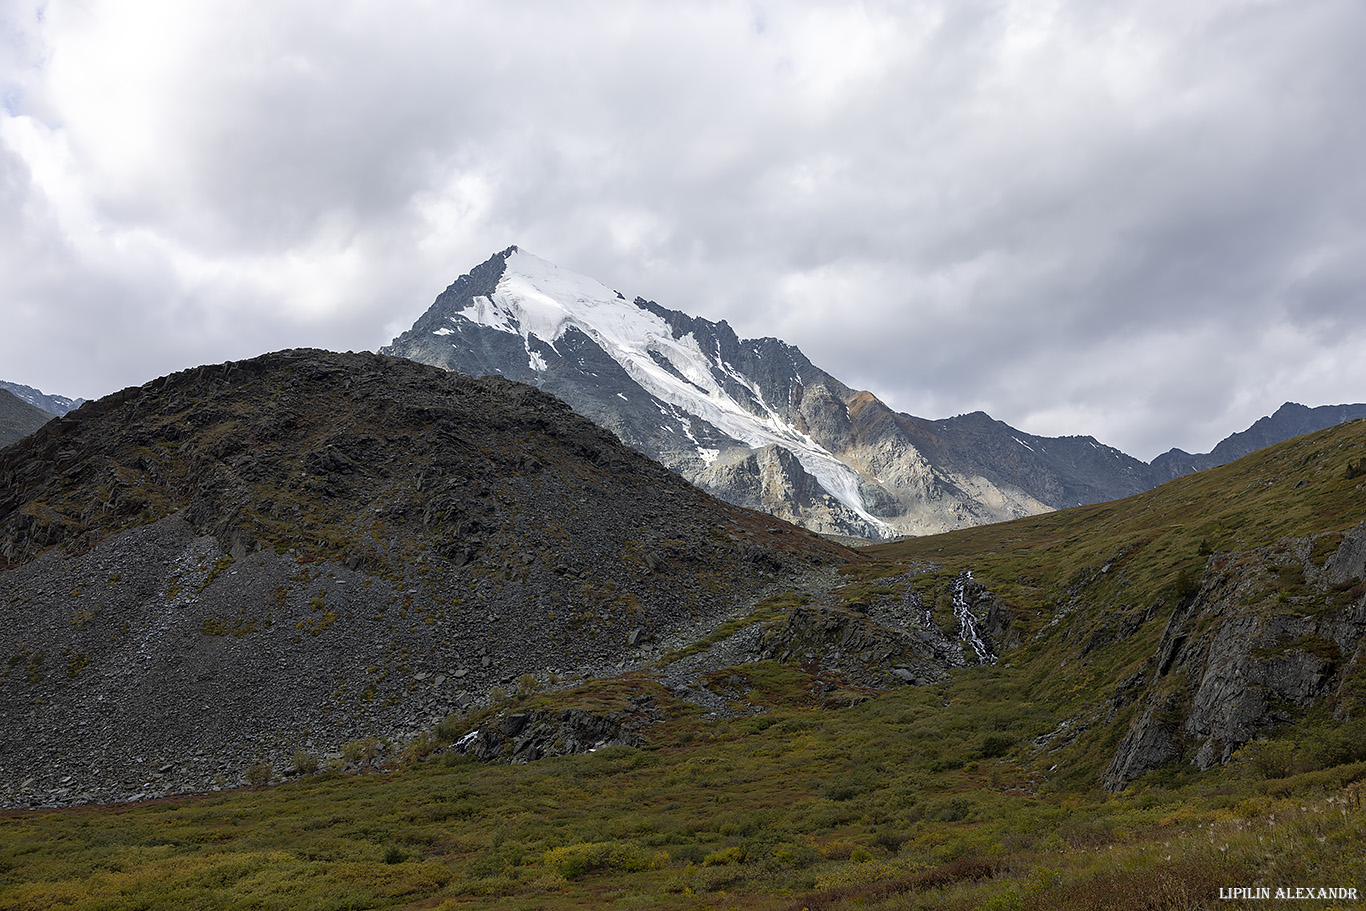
2;0;1364;459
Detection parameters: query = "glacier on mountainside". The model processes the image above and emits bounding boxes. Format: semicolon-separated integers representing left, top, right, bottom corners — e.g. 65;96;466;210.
454;250;889;532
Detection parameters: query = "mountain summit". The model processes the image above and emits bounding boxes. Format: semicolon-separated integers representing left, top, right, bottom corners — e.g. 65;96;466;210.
383;248;1158;538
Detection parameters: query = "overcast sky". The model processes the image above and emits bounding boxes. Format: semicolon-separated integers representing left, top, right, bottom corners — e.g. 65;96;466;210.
2;1;1363;460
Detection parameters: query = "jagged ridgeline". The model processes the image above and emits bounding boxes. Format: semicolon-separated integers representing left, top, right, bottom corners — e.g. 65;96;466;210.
0;349;851;807
874;416;1366;790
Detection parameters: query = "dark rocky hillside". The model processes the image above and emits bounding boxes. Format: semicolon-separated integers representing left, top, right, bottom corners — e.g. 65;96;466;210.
0;349;852;807
0;389;52;448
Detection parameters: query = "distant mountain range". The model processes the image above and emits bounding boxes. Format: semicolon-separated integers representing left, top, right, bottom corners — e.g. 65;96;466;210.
0;380;83;417
383;247;1365;539
0;379;85;448
0;390;54;448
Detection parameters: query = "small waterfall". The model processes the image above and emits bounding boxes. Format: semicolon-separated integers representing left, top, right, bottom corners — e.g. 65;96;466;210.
952;571;996;664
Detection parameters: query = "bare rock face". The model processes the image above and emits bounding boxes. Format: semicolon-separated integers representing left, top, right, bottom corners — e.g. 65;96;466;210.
1102;523;1366;791
696;445;879;539
452;697;660;763
0;349;853;807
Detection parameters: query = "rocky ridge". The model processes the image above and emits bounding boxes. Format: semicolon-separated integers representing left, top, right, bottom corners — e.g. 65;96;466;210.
1151;402;1366;481
381;248;1156;540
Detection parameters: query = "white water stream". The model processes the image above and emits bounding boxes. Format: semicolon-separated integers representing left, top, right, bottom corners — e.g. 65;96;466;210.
952;571;996;664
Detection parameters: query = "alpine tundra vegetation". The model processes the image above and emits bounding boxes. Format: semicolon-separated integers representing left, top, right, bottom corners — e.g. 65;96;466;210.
0;350;1364;909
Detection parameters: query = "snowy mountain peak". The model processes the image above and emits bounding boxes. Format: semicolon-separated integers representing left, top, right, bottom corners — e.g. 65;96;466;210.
445;249;890;532
383;249;1173;539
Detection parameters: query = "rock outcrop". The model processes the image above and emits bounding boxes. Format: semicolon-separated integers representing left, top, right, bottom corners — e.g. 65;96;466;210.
757;572;1010;687
452;696;660;763
1102;523;1366;791
758;604;955;687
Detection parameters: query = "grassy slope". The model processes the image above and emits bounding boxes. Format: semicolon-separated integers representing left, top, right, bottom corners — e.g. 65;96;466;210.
3;422;1366;910
869;418;1366;789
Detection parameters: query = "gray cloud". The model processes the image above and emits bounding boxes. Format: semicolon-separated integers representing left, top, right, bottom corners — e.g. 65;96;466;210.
1;0;1363;461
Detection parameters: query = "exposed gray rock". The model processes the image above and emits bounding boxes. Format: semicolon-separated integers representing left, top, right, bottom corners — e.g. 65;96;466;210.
1102;524;1366;791
1326;522;1366;586
759;603;955;688
452;697;660;762
696;445;880;539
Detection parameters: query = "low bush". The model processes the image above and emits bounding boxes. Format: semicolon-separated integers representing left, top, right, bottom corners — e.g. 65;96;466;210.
542;840;660;879
291;749;319;775
245;762;273;786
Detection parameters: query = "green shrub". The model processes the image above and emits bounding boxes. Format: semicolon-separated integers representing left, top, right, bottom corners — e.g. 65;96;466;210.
821;774;869;801
1281;719;1366;773
770;841;820;869
1235;739;1295;780
291;749;319;775
929;796;971;822
1173;565;1200;600
871;829;908;854
980;733;1015;758
464;851;512;879
435;714;465;742
402;733;437;766
245;762;273;786
65;653;89;679
669;843;710;865
343;737;380;766
543;841;657;879
701;845;746;866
